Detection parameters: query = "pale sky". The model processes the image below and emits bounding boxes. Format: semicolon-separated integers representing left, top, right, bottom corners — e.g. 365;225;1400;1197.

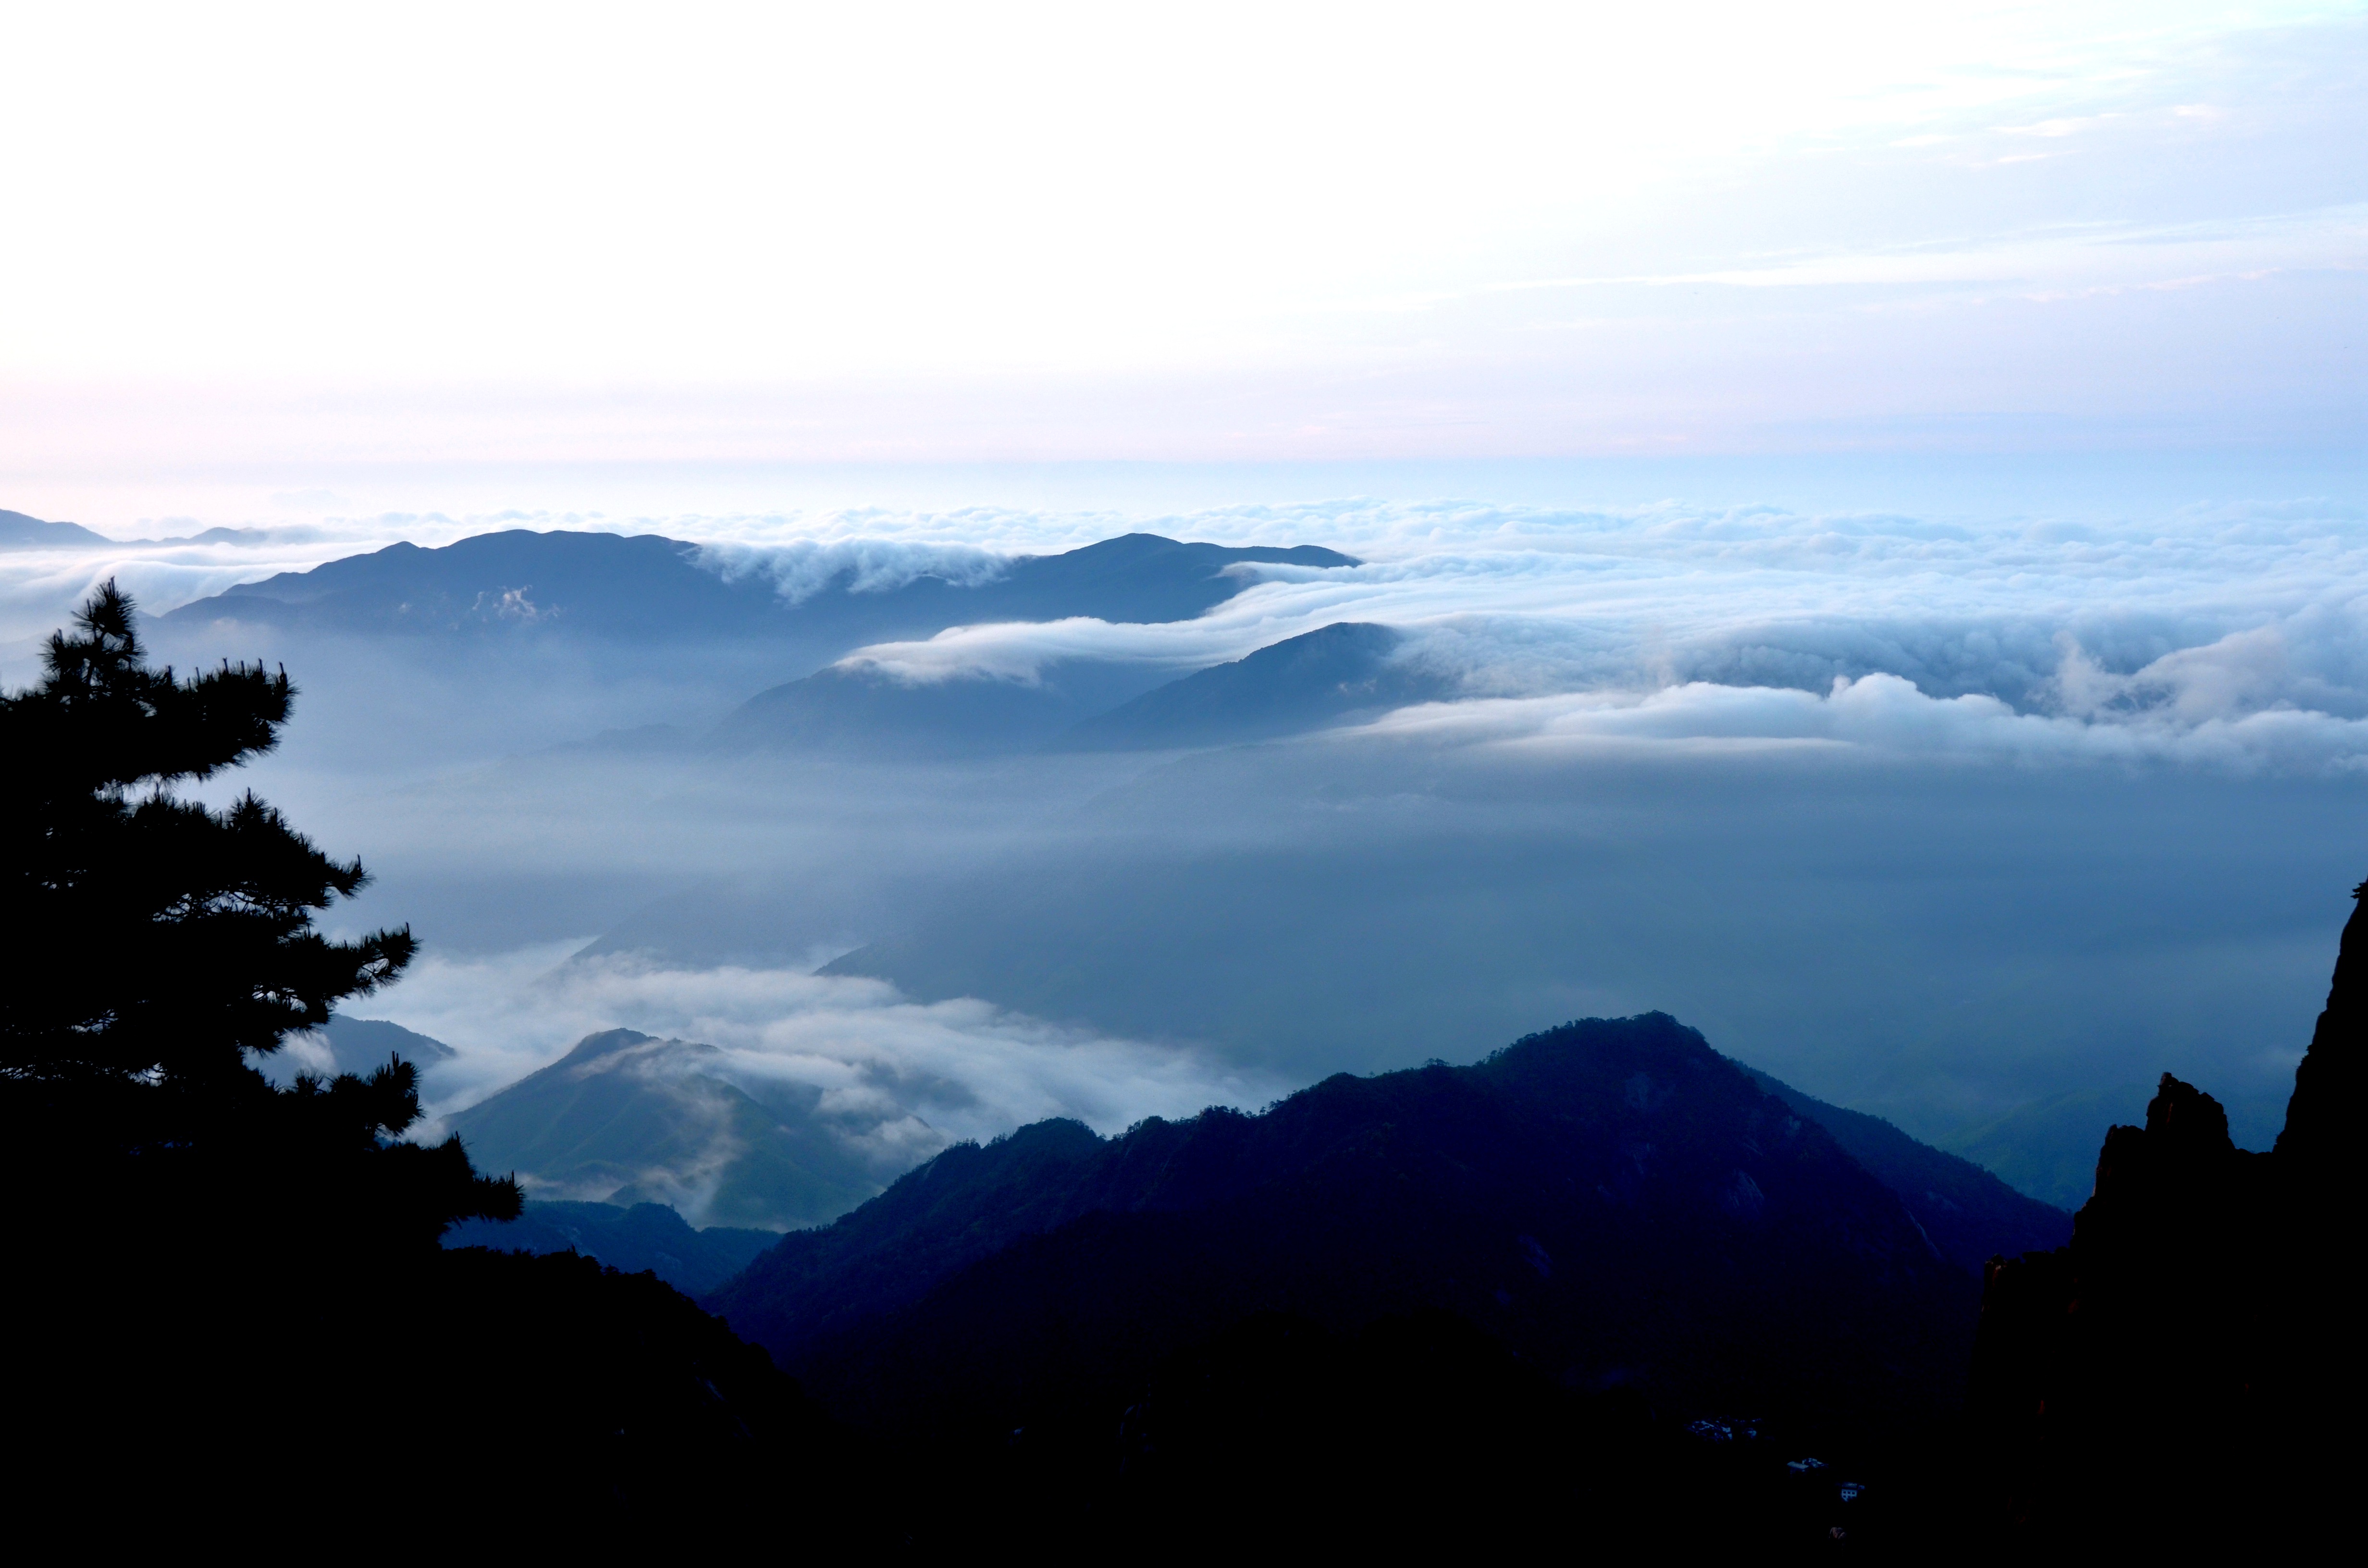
2;1;2360;485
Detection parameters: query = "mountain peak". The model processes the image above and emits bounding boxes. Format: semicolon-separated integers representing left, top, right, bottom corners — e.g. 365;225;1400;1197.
710;1011;1978;1442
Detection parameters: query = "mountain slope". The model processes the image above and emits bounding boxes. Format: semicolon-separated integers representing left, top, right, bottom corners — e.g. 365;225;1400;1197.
1739;1065;2071;1270
1061;621;1458;750
447;1028;892;1228
708;656;1173;757
708;1013;1976;1444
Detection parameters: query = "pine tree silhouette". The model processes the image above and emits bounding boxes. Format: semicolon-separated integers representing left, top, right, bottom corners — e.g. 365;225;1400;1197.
0;586;847;1544
0;580;517;1237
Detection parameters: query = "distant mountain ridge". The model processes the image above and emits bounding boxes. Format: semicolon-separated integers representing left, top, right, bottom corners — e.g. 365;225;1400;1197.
706;620;1459;759
1;510;113;550
1;508;297;551
163;529;1357;652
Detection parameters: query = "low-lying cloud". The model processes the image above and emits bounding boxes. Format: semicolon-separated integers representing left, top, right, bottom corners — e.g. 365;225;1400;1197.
692;537;1012;605
363;941;1282;1218
1351;671;2368;774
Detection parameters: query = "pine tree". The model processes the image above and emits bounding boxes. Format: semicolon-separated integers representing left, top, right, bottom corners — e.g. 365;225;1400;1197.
0;580;517;1236
0;585;866;1542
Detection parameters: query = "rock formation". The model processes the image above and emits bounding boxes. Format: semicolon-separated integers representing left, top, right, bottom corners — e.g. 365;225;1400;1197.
1970;882;2362;1546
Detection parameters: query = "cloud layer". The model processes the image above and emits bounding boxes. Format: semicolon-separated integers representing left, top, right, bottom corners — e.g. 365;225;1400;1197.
375;942;1281;1173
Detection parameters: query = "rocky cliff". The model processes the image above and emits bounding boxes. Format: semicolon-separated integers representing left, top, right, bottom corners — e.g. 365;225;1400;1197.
1969;881;2362;1546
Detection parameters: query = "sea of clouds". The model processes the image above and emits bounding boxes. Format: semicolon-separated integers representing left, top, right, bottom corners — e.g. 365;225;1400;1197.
333;941;1284;1221
10;478;2364;1203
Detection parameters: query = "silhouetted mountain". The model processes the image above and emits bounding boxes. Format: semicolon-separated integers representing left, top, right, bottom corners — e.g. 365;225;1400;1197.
24;1239;868;1541
162;529;1356;656
1087;1307;1929;1554
1738;1066;2070;1271
710;1013;1975;1459
709;656;1174;757
1969;879;2362;1549
0;509;113;549
444;1198;778;1295
448;1028;891;1228
1062;621;1459;750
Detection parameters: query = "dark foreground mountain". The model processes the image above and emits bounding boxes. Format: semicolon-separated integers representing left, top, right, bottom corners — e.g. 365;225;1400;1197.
1740;1065;2070;1271
446;1199;779;1295
1061;621;1459;750
1970;879;2362;1548
448;1027;892;1228
706;1013;1975;1545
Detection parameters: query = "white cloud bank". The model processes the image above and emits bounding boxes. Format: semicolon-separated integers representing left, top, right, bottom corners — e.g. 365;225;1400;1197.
1352;670;2368;775
789;490;2368;772
373;942;1282;1159
14;482;2363;773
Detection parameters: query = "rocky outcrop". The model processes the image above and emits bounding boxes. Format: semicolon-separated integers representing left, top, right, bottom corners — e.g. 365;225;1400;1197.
1970;882;2362;1546
2277;880;2365;1175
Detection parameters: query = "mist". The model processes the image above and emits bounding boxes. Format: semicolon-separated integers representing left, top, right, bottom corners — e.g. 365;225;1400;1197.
8;462;2319;1214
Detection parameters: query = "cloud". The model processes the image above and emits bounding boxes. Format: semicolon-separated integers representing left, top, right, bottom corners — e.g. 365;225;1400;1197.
772;490;2368;774
691;537;1012;605
1350;670;2368;775
373;942;1282;1158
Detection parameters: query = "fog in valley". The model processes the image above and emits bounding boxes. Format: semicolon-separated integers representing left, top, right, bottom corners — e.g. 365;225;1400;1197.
8;459;2360;1218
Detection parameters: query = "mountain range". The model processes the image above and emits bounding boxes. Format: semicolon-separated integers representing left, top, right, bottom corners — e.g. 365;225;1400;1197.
1;510;112;549
146;525;1412;760
705;1012;2009;1482
163;528;1355;650
709;620;1454;757
1;508;288;551
438;1014;2064;1266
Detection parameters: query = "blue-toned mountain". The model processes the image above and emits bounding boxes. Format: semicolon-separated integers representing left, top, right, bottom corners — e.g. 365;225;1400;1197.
1060;621;1457;751
163;528;1355;656
446;1028;894;1230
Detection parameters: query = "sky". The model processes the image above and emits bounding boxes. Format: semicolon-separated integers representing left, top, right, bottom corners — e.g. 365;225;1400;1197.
1;0;2360;518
